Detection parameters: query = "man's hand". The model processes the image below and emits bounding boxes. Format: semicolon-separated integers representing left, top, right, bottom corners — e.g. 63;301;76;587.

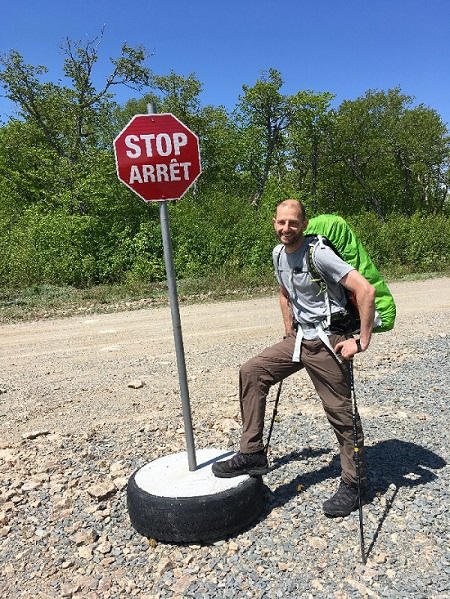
334;338;361;360
339;270;375;352
283;330;296;340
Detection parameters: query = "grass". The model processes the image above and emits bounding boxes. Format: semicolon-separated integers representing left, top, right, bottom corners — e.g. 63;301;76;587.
0;270;277;324
0;267;448;324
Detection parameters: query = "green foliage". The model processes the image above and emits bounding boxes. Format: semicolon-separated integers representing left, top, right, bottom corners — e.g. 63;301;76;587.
349;212;450;273
0;209;99;287
0;39;449;293
169;193;269;276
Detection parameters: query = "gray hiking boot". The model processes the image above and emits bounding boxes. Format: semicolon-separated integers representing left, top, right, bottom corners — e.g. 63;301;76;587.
212;451;269;478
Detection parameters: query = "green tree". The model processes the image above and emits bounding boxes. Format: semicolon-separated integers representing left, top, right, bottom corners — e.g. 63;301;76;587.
0;35;150;162
0;35;151;217
235;68;289;206
286;90;335;211
325;88;449;218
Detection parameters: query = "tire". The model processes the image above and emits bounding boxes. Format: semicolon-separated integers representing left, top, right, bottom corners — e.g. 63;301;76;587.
127;467;267;543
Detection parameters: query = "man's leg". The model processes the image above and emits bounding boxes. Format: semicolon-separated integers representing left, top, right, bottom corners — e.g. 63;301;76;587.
239;335;302;453
300;336;366;515
212;335;302;478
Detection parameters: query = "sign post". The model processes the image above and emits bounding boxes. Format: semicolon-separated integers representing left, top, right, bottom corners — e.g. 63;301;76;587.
114;106;201;471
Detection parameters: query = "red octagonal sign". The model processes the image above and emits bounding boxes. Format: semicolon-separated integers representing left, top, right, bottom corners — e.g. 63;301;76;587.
114;113;201;202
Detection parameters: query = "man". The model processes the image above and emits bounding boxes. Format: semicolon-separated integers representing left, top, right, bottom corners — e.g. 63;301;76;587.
212;199;376;517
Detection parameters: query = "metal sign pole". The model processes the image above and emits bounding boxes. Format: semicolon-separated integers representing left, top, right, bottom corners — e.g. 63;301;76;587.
148;103;197;471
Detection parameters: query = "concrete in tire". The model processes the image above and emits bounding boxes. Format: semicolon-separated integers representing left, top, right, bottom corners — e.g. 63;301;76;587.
127;449;267;543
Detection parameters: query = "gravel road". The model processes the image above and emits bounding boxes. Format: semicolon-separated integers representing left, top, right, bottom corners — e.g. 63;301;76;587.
0;277;449;598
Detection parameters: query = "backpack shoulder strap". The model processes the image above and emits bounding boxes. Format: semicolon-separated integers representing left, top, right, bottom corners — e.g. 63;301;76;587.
273;244;284;283
305;235;329;294
305;235;335;327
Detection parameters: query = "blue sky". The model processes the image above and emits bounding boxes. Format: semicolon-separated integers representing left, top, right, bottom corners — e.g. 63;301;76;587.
1;0;449;127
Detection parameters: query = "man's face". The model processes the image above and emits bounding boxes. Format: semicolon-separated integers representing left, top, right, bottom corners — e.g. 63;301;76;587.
273;204;307;250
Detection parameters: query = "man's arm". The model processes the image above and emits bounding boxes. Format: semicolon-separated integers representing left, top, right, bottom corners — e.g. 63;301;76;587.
334;269;376;360
278;285;296;337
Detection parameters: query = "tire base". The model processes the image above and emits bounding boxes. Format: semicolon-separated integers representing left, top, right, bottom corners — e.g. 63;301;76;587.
127;449;268;543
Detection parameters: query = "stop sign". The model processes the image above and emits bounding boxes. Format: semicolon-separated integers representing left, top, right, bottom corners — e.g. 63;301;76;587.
114;113;201;202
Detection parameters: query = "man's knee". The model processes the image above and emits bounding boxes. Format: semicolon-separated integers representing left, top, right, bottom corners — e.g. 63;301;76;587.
239;357;260;381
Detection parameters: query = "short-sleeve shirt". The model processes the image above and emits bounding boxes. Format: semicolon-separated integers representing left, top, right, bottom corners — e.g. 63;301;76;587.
273;239;355;339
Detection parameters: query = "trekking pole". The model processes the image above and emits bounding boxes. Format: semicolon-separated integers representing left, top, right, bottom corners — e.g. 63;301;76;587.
264;381;283;455
349;360;367;565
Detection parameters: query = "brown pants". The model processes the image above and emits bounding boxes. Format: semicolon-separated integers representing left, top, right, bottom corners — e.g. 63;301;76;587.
239;334;365;486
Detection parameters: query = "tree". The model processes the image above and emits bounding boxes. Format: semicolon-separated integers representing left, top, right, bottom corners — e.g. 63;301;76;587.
0;35;150;162
392;105;449;215
286;91;335;212
235;68;289;206
324;88;450;218
0;34;151;215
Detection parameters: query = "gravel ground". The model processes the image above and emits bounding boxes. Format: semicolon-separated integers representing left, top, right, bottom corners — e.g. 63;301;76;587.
0;278;449;598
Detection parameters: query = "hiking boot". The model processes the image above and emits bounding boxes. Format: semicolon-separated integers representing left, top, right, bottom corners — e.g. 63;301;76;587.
212;451;269;478
323;480;367;517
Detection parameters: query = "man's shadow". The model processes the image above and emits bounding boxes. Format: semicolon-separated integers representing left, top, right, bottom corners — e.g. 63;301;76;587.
264;439;446;558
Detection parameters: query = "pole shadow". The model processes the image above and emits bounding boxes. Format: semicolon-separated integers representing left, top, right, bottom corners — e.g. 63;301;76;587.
262;439;446;556
363;439;446;558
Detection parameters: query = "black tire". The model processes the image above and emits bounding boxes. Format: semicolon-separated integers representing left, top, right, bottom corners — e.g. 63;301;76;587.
127;469;267;543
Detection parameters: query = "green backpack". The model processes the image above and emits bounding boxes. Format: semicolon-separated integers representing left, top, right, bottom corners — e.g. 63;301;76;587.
303;214;396;333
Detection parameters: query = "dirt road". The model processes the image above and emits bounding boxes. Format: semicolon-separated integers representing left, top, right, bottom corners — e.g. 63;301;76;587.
1;277;449;444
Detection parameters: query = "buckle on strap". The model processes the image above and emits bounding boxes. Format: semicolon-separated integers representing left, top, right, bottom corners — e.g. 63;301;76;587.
292;322;342;364
292;327;303;362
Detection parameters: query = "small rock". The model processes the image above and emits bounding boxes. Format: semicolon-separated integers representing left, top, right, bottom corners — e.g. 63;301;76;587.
21;480;42;492
2;502;14;513
156;557;173;576
312;579;324;591
113;476;127;490
78;545;94;560
110;461;125;474
386;568;396;578
22;430;51;440
171;574;195;595
61;583;81;597
100;557;116;567
96;541;112;555
73;529;99;546
53;496;72;510
373;552;388;564
128;380;145;389
308;536;328;549
0;526;11;537
35;528;48;538
220;418;240;433
87;482;116;501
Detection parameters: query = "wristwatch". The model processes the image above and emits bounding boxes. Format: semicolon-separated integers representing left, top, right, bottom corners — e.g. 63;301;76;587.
355;339;363;353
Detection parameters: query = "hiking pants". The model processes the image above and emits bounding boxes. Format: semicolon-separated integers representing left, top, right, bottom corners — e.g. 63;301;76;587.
239;334;366;487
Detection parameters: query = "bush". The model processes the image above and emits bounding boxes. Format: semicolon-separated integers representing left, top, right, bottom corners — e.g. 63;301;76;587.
0;198;448;290
0;210;101;287
350;212;450;273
